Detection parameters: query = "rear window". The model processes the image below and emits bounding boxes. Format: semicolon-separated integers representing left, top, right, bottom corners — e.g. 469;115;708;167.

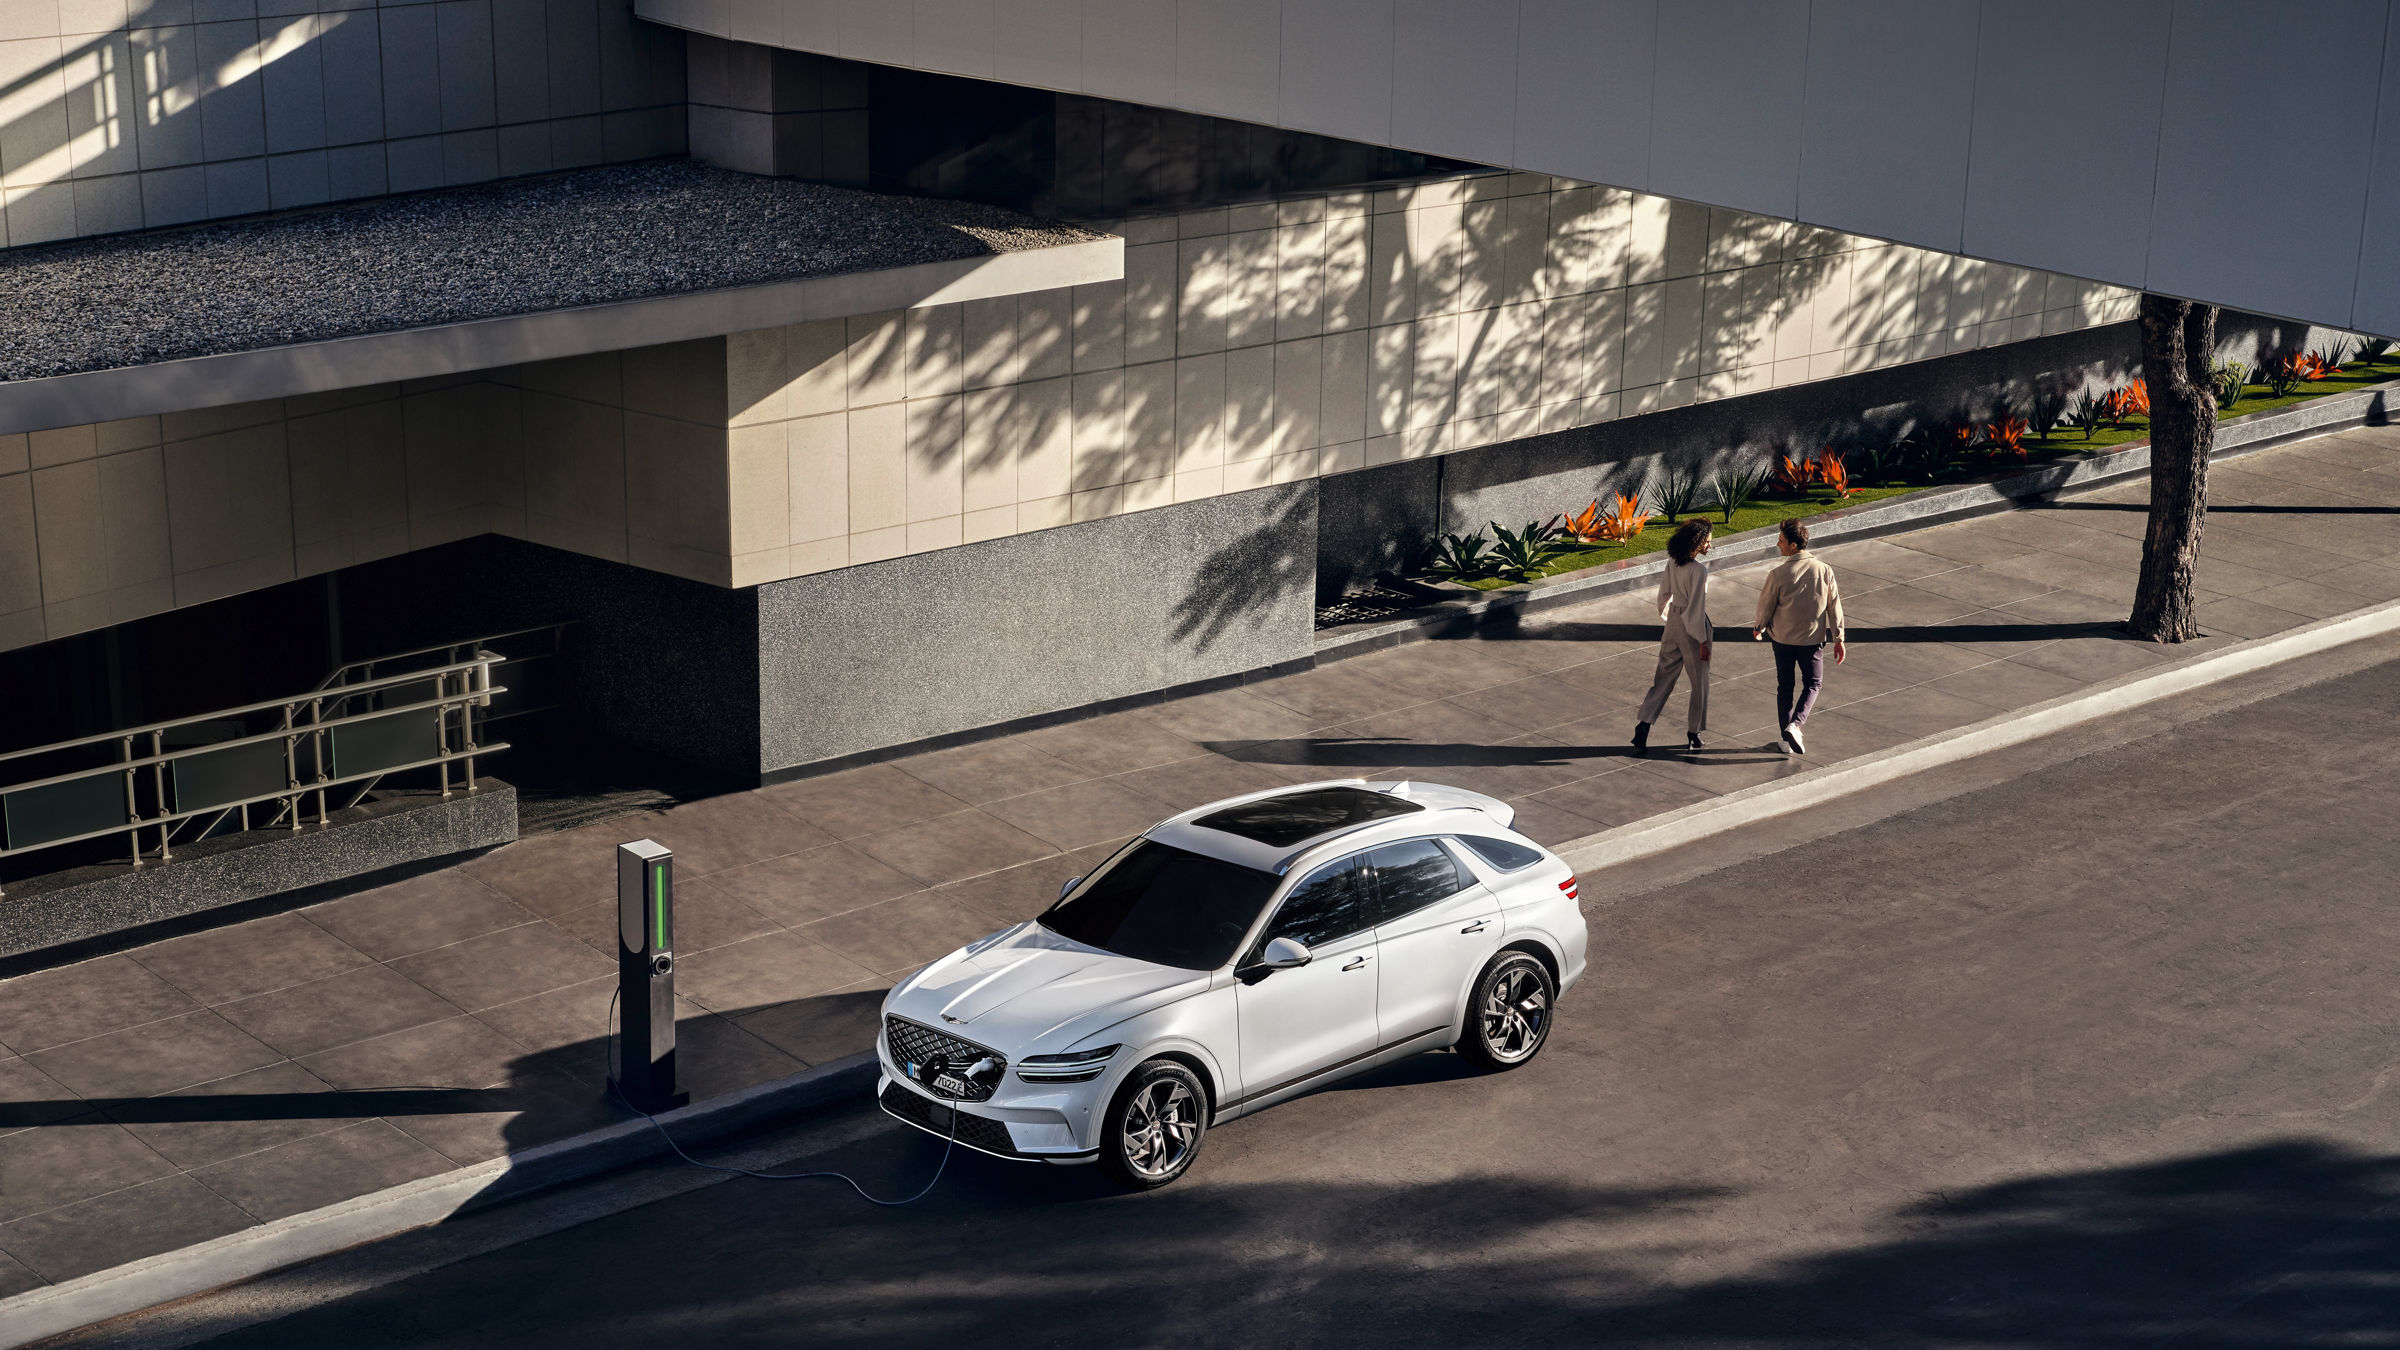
1192;787;1423;847
1456;835;1544;872
1039;841;1281;971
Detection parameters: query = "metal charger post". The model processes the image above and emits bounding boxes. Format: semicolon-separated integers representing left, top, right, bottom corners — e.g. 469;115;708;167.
616;839;688;1113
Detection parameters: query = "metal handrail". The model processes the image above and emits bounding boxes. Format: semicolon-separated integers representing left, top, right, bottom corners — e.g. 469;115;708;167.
0;740;512;860
0;651;509;895
0;655;500;768
0;680;503;797
315;624;567;693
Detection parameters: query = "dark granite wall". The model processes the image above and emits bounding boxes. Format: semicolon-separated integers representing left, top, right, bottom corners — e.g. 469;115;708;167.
334;537;761;780
1315;459;1444;603
755;482;1316;776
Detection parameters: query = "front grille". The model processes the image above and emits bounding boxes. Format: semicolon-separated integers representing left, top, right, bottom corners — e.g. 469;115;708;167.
883;1015;1007;1102
880;1081;1020;1157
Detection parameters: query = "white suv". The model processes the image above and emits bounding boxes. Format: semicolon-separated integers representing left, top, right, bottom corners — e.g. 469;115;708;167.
875;779;1588;1188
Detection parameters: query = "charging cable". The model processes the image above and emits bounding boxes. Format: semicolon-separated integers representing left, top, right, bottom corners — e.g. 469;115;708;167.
604;989;955;1205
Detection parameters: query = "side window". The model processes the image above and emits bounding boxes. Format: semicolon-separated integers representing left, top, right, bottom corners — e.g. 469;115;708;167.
1361;838;1470;927
1456;835;1543;873
1260;855;1369;950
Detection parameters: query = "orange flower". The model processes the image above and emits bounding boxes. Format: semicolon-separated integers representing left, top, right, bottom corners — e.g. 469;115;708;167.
1986;415;2029;458
1596;491;1650;542
1563;499;1605;543
1770;453;1811;495
2118;380;2149;418
1817;449;1852;496
2269;352;2316;386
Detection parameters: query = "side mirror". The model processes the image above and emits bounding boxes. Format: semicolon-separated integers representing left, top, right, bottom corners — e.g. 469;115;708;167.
1057;876;1084;900
1260;936;1312;969
1236;936;1312;984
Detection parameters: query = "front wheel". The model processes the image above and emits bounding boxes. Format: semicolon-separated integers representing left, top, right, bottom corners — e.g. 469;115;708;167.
1098;1060;1208;1190
1457;952;1555;1071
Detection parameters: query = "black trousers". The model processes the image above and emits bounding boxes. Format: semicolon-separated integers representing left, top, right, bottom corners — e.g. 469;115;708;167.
1773;640;1826;728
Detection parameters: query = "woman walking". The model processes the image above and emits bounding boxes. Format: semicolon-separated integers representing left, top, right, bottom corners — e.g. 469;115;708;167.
1634;517;1714;753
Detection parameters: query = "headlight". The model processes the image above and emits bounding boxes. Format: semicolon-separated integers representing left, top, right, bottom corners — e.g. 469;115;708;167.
1016;1044;1121;1083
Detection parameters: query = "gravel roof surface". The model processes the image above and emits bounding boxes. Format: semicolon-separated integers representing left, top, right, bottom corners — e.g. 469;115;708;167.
0;161;1105;383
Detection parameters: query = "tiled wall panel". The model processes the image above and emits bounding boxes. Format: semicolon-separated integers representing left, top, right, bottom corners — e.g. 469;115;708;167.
652;170;2138;591
0;0;685;246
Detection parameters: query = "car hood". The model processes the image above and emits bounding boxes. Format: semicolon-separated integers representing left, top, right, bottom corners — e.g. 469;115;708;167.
887;923;1206;1052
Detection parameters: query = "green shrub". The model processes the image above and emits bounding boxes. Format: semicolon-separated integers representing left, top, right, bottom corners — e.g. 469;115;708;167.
2028;387;2065;440
2265;353;2307;398
1650;463;1705;521
1711;463;1768;523
1487;519;1570;582
1423;531;1492;582
1851;440;1898;487
2210;361;2249;410
2068;390;2108;440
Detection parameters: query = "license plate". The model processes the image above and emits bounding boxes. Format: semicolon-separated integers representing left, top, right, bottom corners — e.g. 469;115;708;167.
933;1072;971;1096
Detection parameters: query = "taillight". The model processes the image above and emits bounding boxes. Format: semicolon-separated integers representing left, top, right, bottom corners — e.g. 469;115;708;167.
1559;875;1579;900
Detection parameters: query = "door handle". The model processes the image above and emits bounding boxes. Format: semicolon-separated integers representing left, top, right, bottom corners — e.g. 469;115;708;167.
1461;920;1488;934
1342;956;1368;971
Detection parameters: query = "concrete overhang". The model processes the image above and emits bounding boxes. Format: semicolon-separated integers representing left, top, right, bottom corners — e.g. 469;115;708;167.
642;0;2400;339
0;162;1122;436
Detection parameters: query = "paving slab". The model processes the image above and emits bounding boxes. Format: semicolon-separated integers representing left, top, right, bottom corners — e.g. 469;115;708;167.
6;429;2400;1316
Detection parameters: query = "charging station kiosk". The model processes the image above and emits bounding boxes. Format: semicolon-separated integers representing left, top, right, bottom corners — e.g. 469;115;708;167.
616;838;688;1113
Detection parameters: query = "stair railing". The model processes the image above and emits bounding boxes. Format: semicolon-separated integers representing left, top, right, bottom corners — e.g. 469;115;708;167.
0;654;508;897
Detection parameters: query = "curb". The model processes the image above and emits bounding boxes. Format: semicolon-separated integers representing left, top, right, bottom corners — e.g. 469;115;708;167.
1551;597;2400;875
1317;378;2398;660
0;1053;878;1350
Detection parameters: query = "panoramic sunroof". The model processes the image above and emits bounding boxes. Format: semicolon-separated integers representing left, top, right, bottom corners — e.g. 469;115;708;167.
1192;787;1423;848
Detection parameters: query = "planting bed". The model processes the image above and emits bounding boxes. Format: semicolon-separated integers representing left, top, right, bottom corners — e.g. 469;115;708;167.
1420;355;2400;594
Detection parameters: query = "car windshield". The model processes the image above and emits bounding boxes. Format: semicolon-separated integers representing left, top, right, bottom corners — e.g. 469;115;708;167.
1038;841;1280;971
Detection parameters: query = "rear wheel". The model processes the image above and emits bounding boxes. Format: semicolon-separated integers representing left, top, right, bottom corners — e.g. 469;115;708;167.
1457;952;1554;1071
1098;1060;1207;1190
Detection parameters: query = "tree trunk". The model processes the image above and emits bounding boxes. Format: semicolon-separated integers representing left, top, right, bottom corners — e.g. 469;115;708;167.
2126;293;2218;641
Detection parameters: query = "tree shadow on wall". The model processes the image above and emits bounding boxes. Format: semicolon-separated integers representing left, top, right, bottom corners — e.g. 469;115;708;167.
1168;488;1316;653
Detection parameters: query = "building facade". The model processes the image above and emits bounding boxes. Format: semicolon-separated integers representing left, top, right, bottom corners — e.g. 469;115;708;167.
0;2;2362;901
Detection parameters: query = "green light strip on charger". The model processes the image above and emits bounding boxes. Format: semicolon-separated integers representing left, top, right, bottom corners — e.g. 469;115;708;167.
652;864;666;948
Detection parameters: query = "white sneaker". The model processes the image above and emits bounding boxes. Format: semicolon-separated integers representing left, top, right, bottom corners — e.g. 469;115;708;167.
1781;723;1806;755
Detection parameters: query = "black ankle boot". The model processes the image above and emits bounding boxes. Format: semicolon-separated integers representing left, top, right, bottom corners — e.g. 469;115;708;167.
1632;721;1650;752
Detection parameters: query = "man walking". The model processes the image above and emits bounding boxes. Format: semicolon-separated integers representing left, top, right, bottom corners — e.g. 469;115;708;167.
1752;518;1845;755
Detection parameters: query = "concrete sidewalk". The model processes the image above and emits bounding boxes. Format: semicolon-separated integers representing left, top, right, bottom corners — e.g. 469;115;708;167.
5;424;2400;1301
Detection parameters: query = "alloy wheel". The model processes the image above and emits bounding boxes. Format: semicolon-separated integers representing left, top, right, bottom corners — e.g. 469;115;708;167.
1481;964;1550;1063
1120;1078;1201;1180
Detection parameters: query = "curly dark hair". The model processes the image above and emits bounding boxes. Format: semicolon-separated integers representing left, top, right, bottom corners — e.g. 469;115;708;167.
1666;517;1714;564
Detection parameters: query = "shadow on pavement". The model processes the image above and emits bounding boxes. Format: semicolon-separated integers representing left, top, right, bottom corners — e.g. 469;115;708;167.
190;1136;2400;1349
1207;737;1793;771
1430;618;2153;648
1207;737;1640;769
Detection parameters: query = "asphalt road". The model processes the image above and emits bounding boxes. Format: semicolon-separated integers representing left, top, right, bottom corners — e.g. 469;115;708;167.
180;652;2400;1348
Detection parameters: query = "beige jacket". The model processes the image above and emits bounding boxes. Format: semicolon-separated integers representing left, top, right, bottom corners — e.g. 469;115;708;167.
1754;550;1845;645
1656;558;1711;642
